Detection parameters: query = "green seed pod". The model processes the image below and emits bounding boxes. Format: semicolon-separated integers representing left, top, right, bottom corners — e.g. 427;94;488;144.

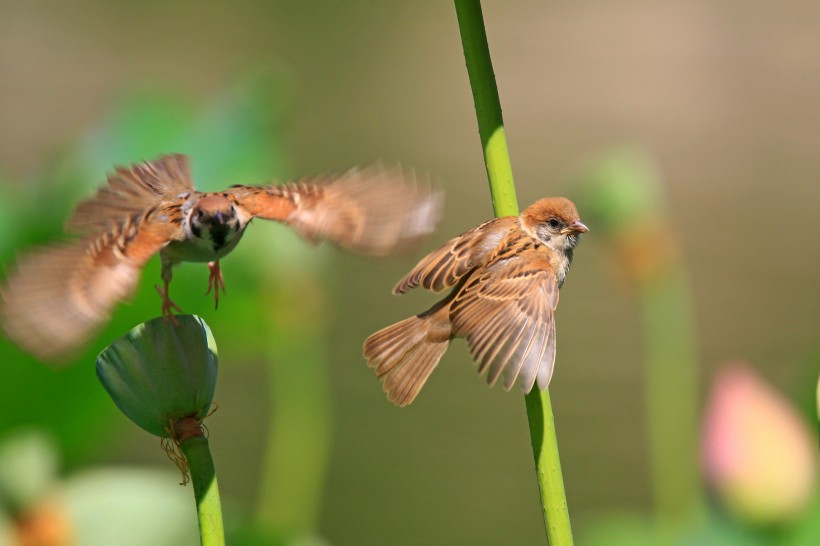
573;147;663;231
96;315;218;438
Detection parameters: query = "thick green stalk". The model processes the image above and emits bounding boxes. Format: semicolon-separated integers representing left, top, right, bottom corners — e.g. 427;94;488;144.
641;269;701;524
180;432;225;546
255;272;331;538
454;1;573;544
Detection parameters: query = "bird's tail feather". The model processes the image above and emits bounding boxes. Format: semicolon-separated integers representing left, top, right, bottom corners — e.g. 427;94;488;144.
363;311;450;407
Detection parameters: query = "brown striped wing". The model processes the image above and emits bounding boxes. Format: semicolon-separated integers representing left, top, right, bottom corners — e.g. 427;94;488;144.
392;216;516;294
229;164;442;256
67;154;194;233
449;253;560;393
1;213;184;362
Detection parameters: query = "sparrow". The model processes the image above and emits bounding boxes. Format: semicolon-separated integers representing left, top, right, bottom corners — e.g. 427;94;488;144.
1;154;441;361
363;197;588;407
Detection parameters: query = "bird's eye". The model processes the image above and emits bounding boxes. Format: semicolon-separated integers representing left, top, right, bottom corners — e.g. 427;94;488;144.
547;218;561;229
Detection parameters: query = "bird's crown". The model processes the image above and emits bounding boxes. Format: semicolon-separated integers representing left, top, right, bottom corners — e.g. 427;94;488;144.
521;197;581;225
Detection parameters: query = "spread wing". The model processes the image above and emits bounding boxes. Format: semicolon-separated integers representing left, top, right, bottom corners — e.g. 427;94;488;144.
67;154;193;233
392;216;516;294
228;164;442;256
449;253;560;393
1;205;185;363
0;170;190;361
2;154;193;361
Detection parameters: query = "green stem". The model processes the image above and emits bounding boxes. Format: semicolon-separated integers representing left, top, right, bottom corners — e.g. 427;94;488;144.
454;0;518;218
640;269;701;525
255;272;331;538
524;388;573;542
180;431;225;546
454;1;573;544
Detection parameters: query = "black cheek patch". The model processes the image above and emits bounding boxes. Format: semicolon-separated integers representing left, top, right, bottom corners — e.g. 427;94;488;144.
535;224;552;243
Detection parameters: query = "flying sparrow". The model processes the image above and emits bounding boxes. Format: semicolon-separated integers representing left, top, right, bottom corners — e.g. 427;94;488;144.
363;197;588;407
1;154;441;361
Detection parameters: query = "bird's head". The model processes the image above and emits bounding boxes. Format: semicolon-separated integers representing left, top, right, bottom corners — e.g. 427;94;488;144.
521;197;588;253
188;194;242;251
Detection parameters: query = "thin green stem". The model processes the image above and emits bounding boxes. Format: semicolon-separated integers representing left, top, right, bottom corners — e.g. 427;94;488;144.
524;388;573;543
454;0;518;218
454;1;573;544
180;433;225;546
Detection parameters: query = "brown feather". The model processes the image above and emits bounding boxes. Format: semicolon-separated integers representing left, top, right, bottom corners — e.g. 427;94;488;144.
450;255;558;392
67;154;193;233
3;155;443;362
392;217;515;294
365;196;585;405
363;303;451;407
231;164;442;256
1;214;183;362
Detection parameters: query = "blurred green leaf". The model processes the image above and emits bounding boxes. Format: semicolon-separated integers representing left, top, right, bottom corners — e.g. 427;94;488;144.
784;495;820;546
0;344;116;468
0;430;58;514
60;468;199;546
227;522;333;546
0;511;13;545
578;512;657;546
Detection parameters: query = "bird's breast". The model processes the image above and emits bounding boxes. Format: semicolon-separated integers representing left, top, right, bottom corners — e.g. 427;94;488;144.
163;226;246;264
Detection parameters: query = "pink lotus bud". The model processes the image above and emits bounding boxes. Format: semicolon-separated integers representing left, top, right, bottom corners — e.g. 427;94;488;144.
702;363;817;525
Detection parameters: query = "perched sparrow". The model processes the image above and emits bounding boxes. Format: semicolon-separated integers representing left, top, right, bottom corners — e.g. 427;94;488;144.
363;197;588;407
1;154;441;361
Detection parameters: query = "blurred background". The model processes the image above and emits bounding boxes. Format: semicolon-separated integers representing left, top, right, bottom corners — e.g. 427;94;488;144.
0;1;817;545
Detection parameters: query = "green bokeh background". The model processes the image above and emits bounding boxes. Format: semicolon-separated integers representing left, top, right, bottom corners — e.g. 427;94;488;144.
0;1;817;545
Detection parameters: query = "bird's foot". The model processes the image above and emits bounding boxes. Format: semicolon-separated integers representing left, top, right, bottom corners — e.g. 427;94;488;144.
205;261;226;310
155;284;183;326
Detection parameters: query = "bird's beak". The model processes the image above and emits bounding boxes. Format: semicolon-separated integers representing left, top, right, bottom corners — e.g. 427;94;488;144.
561;220;589;234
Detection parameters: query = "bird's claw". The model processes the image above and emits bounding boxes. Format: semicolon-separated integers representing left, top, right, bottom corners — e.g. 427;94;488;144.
205;261;226;310
155;284;183;326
